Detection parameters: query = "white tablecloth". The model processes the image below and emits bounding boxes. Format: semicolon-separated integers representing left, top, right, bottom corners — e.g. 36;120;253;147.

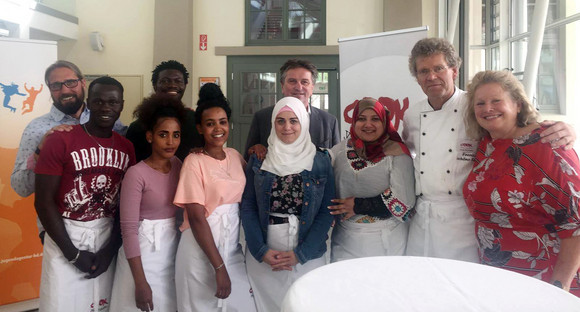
281;256;580;312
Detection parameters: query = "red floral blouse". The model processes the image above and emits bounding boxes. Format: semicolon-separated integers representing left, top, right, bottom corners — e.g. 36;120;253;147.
463;127;580;296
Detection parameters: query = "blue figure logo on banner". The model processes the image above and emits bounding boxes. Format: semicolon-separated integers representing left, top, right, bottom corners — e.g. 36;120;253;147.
22;83;43;115
0;82;26;113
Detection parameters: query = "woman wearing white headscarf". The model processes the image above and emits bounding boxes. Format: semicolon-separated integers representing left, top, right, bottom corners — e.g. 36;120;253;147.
241;97;335;312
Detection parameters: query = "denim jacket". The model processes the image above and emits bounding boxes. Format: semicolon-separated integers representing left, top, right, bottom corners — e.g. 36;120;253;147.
241;151;335;264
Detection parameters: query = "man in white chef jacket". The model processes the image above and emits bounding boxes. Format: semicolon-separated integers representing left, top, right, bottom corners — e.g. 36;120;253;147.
403;37;576;262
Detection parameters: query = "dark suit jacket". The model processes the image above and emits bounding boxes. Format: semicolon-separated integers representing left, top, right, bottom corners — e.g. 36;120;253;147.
244;105;340;158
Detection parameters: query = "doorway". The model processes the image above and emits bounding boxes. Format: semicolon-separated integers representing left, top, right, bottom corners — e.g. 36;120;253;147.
226;55;340;153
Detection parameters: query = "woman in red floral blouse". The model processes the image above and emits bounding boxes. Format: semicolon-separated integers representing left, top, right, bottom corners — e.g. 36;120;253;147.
463;70;580;296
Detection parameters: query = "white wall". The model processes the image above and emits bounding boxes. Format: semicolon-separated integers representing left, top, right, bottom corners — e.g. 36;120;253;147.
327;0;384;44
57;0;155;124
191;0;245;100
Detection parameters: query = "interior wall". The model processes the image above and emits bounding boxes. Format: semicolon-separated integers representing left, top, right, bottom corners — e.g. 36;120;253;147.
191;0;245;103
57;0;155;123
383;0;423;32
51;0;439;117
421;0;439;37
327;0;384;44
153;0;194;107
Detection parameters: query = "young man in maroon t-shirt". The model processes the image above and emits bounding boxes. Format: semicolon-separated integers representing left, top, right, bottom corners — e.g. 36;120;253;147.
35;76;135;312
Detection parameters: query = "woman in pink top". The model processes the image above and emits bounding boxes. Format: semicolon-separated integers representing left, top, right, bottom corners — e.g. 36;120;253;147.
110;95;186;312
174;89;256;312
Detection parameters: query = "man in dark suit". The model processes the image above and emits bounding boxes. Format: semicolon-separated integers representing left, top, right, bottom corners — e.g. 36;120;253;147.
245;59;340;159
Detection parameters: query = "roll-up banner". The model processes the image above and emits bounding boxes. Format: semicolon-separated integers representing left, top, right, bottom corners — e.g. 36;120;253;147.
0;37;57;308
338;27;428;138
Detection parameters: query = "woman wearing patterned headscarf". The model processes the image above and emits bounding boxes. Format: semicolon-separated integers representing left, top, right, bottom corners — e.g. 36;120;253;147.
241;96;335;312
328;97;415;262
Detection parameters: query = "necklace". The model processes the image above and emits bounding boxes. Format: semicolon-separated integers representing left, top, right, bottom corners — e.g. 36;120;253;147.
203;148;231;177
83;124;115;149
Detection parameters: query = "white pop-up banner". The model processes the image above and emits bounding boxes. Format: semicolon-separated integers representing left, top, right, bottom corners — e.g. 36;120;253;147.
338;27;428;139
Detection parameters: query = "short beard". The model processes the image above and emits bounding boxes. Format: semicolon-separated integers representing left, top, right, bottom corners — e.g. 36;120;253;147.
54;95;84;116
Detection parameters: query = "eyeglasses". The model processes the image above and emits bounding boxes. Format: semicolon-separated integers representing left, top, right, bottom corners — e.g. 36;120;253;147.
417;65;449;78
48;79;82;91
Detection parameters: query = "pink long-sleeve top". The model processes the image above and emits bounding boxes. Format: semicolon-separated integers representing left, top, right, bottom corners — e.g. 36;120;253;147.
120;157;182;259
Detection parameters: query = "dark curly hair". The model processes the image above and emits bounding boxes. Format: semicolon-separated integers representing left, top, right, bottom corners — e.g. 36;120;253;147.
151;60;190;86
133;95;188;131
194;83;231;125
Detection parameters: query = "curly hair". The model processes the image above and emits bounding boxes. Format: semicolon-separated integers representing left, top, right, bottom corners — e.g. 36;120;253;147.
151;60;190;86
408;38;462;78
194;83;231;125
198;82;225;105
465;70;540;140
133;95;188;132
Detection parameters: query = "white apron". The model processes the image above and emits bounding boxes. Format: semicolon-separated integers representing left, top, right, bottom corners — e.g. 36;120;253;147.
246;213;325;312
406;196;479;262
175;203;256;312
39;218;114;312
330;218;408;263
109;217;177;312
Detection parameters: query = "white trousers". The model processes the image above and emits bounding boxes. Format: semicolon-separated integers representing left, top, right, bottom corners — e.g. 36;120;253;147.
110;217;177;312
39;218;114;312
175;203;256;312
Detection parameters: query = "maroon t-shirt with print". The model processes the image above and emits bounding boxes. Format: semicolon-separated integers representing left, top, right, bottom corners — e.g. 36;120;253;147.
36;125;135;221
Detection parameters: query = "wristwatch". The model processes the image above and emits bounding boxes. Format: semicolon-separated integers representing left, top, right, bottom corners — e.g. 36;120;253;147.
553;280;563;289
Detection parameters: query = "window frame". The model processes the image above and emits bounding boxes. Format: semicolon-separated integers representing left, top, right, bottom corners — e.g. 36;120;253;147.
245;0;326;46
462;0;580;114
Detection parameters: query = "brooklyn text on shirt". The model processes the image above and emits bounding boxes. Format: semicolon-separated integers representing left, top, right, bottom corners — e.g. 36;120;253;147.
71;147;132;171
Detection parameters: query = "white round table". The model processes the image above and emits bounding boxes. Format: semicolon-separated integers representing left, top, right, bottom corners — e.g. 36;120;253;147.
281;256;580;311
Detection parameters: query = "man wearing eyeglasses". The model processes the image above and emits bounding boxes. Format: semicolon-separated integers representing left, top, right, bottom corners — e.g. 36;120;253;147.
402;38;576;263
11;60;126;243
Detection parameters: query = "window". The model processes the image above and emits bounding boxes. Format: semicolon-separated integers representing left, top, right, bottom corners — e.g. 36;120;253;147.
246;0;326;46
466;0;580;114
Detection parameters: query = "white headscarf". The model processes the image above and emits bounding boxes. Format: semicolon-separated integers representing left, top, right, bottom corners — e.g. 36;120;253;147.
260;97;317;176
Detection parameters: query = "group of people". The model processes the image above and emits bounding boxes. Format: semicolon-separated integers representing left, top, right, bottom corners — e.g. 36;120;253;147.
10;36;580;312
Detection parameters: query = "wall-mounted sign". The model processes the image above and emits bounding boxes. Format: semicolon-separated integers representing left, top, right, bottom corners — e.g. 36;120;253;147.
199;77;220;88
199;34;207;51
